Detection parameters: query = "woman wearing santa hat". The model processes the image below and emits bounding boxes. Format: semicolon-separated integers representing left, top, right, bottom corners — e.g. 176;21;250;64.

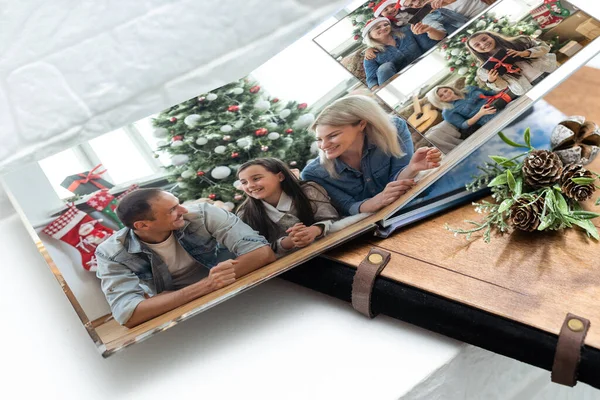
362;17;439;89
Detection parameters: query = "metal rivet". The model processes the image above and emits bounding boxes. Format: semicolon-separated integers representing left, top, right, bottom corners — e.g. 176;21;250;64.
568;318;584;332
368;253;383;264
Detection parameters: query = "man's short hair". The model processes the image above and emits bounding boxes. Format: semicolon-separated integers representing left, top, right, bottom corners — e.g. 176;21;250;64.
116;188;164;229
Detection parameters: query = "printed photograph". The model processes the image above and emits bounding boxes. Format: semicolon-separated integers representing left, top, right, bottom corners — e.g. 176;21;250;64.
313;0;499;90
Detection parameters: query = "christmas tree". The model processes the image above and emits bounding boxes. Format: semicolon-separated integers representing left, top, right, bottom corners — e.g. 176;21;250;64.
350;2;377;41
152;77;317;206
442;13;544;87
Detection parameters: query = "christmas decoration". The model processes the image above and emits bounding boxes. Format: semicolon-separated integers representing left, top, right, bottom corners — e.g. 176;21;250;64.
530;1;569;29
153;77;315;204
184;114;201;127
522;150;563;188
86;185;139;229
293;113;315;129
290;161;297;166
234;194;244;201
171;140;184;148
285;129;294;134
153;127;168;138
550;116;600;165
443;13;545;87
198;96;206;102
60;165;113;195
208;193;217;200
42;205;114;271
298;103;308;110
560;164;596;202
446;129;600;242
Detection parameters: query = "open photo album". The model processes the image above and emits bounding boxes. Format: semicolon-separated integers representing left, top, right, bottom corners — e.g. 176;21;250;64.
2;0;600;357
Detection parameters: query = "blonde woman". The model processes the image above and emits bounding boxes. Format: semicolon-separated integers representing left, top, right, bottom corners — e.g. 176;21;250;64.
427;84;498;132
301;96;442;216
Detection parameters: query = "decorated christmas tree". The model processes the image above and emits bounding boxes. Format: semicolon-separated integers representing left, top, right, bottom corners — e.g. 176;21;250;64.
442;13;545;87
350;2;377;41
152;77;317;206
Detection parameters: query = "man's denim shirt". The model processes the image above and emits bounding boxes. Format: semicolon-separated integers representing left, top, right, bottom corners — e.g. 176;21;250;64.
301;116;414;216
95;202;269;325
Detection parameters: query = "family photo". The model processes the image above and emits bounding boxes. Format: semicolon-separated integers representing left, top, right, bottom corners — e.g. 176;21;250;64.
375;0;599;153
313;0;499;90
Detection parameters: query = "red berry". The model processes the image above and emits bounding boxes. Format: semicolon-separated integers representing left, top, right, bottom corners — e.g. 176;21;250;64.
298;103;308;110
208;194;217;200
255;128;268;136
285;128;294;134
172;136;183;141
170;117;177;122
249;85;261;94
227;105;240;112
231;152;239;158
197;171;205;176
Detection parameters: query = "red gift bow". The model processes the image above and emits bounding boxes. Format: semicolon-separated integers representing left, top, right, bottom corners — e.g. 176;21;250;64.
479;90;513;106
488;55;521;74
67;164;108;192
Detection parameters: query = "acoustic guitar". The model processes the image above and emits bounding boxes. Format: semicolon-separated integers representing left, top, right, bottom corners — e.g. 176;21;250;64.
407;94;441;133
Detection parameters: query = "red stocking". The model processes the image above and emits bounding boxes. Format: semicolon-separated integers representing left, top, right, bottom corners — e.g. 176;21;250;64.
42;205;114;271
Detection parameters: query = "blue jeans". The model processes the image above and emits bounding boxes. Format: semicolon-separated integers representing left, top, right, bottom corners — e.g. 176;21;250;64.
377;62;397;86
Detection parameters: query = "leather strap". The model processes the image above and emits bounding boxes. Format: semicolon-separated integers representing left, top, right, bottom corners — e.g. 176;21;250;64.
551;313;590;386
351;248;391;318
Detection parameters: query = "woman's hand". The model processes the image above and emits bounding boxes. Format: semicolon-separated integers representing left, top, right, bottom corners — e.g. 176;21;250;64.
407;147;442;174
477;104;497;117
365;48;378;61
411;22;431;36
378;179;415;206
506;49;531;58
487;69;499;83
430;0;445;9
286;224;322;248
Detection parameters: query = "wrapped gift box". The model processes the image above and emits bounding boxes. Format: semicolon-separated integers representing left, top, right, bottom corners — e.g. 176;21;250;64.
480;89;518;111
558;40;583;57
60;165;114;195
576;17;600;39
482;49;522;76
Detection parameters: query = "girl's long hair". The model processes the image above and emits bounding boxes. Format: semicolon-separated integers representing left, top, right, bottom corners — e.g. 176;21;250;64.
467;31;538;79
311;95;404;179
236;158;318;243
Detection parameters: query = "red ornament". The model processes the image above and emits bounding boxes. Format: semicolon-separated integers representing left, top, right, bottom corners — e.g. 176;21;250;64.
519;31;523;34
297;103;308;110
442;44;448;49
353;35;360;41
170;117;177;123
271;98;279;103
197;171;205;177
447;55;452;60
450;67;456;72
208;194;217;200
172;135;183;141
234;194;244;201
231;152;239;158
198;96;206;102
460;37;468;43
227;105;240;112
471;63;476;67
493;19;498;23
255;128;268;136
285;128;294;134
249;85;261;94
368;2;374;7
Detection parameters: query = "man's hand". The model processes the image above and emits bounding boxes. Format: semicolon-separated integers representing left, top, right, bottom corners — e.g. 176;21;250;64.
411;22;431;35
205;260;237;291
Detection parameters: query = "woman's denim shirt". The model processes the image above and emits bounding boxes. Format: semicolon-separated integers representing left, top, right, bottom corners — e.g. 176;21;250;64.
363;25;437;88
442;86;499;130
301;117;414;216
95;202;269;325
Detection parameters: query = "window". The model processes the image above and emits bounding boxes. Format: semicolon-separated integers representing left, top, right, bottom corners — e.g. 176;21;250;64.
38;148;89;200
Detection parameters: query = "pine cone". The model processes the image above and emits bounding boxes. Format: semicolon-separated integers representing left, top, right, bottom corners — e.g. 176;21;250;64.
509;197;544;232
560;164;596;202
522;150;563;188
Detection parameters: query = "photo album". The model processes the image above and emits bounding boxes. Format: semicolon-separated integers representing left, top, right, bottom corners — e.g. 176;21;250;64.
3;0;600;361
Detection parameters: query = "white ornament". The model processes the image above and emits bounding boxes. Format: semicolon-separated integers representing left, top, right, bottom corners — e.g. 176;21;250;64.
267;132;280;140
156;140;167;147
458;67;468;75
476;20;486;29
493;28;500;32
214;145;227;154
231;87;244;95
234;120;245;129
196;137;208;145
293;113;315;129
266;122;278;129
181;170;195;179
279;109;291;119
355;15;366;23
450;48;461;56
454;58;462;65
254;100;271;111
233;180;242;190
206;93;218;101
171;140;184;147
171;154;190;166
237;138;251;148
178;182;188;189
310;141;319;155
211;166;232;180
534;29;542;36
220;124;233;132
224;202;235;212
184;114;201;127
153;127;168;138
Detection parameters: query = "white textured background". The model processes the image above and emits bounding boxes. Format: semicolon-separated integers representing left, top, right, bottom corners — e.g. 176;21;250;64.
2;0;600;398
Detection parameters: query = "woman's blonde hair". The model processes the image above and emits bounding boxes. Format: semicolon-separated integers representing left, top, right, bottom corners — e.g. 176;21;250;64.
363;25;405;52
311;95;404;178
427;85;464;110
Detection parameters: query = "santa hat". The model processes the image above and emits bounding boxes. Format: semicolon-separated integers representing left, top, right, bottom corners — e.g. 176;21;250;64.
372;0;402;17
362;17;390;38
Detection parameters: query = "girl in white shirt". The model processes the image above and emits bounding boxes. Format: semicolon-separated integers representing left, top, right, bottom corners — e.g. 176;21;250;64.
236;158;339;257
